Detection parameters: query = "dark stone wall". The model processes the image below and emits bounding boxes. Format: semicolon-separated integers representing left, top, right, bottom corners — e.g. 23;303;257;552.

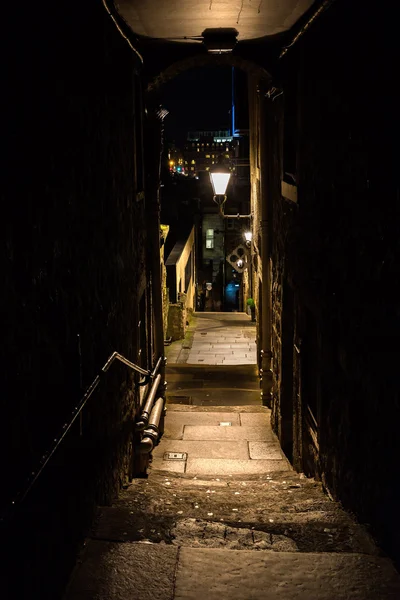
2;2;148;597
271;0;400;566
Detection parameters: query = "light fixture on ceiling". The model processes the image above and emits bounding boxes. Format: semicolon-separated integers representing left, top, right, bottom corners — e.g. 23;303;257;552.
202;28;238;54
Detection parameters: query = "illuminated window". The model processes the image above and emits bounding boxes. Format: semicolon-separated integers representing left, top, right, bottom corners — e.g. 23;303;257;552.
191;160;195;164
225;154;229;158
211;154;215;158
197;148;199;152
205;154;210;158
185;161;188;164
206;143;209;146
206;166;210;171
191;167;194;171
205;229;214;249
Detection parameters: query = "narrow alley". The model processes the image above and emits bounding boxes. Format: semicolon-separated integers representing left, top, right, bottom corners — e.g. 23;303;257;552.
3;1;400;598
63;313;400;599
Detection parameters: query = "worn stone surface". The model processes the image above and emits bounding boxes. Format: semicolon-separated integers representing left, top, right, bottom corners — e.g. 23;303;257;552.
64;541;178;600
153;439;250;459
175;549;400;600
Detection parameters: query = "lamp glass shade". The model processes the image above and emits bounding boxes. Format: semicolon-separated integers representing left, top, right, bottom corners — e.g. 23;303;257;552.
210;172;231;196
244;231;253;243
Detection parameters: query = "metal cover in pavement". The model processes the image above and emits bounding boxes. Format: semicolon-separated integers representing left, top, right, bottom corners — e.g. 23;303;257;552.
164;452;187;461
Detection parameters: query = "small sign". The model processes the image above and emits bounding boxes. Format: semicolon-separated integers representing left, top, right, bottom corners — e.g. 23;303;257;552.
164;452;187;461
219;422;232;427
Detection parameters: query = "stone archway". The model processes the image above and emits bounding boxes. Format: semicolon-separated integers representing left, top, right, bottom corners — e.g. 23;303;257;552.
146;52;272;95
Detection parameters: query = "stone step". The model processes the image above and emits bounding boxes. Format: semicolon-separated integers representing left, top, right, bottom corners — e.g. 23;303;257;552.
91;507;378;556
182;425;276;441
63;542;400;600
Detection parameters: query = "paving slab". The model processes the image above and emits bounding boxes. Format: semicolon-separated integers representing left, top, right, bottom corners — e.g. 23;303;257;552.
240;413;271;427
164;411;240;426
163;424;185;440
186;458;289;475
151;457;186;473
167;405;269;413
183;425;275;441
174;548;400;600
153;439;249;460
63;540;178;600
249;441;287;459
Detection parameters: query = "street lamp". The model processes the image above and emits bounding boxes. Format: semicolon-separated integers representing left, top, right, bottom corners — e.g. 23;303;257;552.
210;158;231;206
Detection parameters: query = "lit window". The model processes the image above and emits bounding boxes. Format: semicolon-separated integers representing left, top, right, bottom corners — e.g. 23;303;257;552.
205;154;210;158
206;166;210;171
191;167;194;171
225;154;229;158
191;160;195;164
197;148;199;152
206;229;214;249
211;154;215;158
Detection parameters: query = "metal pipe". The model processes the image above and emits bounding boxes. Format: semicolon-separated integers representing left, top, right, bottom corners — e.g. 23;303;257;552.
139;397;165;454
135;373;162;431
102;351;150;378
145;109;167;401
150;355;163;380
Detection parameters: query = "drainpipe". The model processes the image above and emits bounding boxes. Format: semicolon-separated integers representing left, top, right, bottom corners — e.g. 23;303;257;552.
259;89;273;407
139;396;164;454
145;107;167;430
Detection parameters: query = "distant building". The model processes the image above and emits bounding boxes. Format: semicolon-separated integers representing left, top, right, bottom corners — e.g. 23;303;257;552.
183;130;237;178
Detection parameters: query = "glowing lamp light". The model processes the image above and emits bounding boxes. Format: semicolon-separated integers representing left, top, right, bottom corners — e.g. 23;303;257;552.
209;159;231;197
244;231;253;248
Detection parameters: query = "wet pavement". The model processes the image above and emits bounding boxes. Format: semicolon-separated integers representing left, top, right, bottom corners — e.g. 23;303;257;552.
63;312;400;599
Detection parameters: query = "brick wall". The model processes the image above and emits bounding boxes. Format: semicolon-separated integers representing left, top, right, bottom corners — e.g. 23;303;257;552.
270;0;400;567
2;2;148;597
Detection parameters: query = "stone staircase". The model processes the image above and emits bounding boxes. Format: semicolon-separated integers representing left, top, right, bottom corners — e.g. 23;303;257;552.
63;404;400;599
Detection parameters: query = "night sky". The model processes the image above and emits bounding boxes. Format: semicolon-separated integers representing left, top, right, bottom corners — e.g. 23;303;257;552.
161;66;233;147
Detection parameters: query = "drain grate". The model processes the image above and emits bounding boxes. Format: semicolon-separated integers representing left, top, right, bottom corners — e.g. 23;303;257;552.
164;452;187;461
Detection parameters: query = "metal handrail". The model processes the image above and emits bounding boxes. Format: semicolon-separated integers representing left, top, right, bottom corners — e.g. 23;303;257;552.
2;351;163;522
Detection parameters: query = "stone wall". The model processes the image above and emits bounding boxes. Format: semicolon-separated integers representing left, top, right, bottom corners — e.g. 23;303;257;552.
271;0;400;567
2;2;148;597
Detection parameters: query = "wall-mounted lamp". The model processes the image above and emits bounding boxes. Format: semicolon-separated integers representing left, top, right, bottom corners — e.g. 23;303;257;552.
210;158;231;206
244;231;253;248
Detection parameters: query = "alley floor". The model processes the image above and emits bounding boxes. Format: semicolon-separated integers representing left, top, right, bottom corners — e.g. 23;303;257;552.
63;313;400;599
